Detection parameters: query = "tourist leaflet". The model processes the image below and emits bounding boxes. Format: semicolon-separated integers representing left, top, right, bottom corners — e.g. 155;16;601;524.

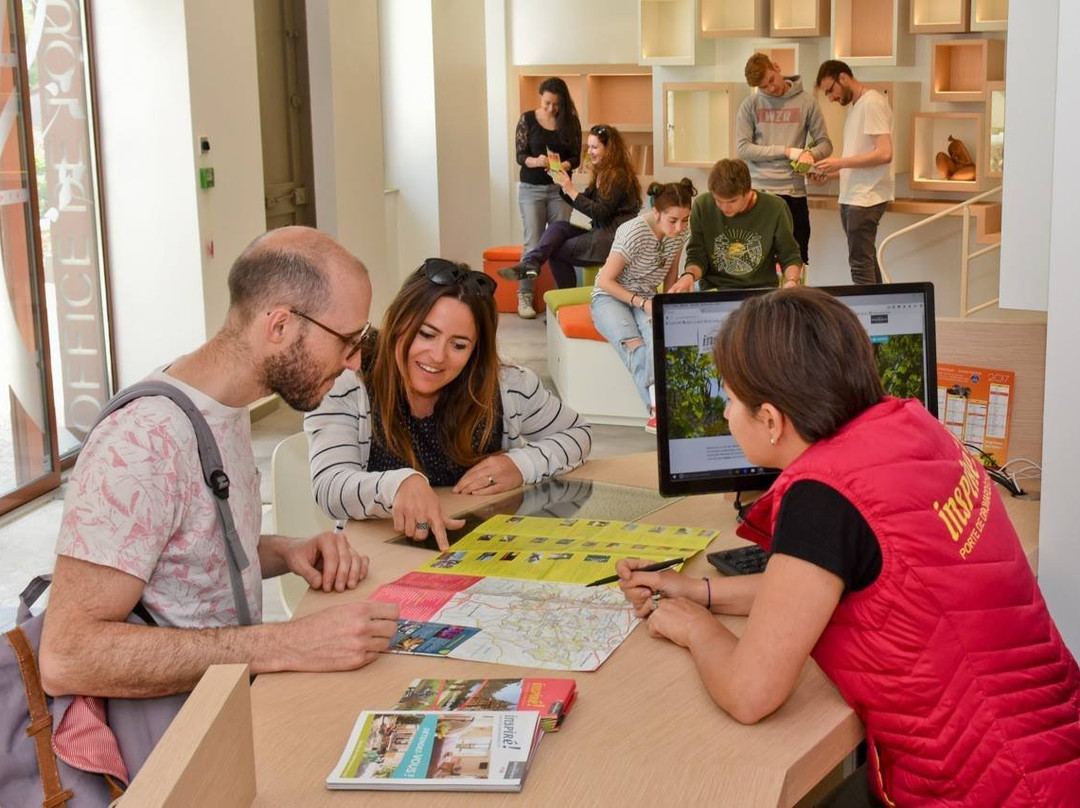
327;710;542;792
395;676;577;732
415;513;716;585
370;514;717;671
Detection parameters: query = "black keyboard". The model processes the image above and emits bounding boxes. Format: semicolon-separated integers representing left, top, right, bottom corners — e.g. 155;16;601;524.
707;546;768;576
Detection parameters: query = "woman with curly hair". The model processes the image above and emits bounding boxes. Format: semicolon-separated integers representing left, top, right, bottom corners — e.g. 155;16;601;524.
591;178;696;432
500;124;641;288
305;259;592;549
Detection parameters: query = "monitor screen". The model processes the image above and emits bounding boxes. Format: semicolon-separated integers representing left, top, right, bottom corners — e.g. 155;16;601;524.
652;283;937;497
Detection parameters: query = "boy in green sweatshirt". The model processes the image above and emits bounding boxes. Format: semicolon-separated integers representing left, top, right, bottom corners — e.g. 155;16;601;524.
671;159;803;292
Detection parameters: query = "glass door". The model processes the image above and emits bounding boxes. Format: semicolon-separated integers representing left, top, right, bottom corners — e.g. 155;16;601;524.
0;0;58;512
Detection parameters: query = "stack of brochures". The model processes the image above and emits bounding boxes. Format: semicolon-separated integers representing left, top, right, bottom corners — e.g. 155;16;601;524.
395;676;577;732
326;710;543;791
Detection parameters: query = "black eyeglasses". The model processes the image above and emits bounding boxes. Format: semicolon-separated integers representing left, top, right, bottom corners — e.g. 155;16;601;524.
289;309;371;360
422;258;496;298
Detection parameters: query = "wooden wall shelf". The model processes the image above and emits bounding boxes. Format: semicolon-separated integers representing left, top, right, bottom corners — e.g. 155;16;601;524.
970;0;1007;32
663;82;749;167
911;111;984;192
755;44;801;76
931;38;1005;102
986;80;1005;179
701;0;768;37
910;0;968;33
833;0;915;67
771;0;830;37
640;0;704;66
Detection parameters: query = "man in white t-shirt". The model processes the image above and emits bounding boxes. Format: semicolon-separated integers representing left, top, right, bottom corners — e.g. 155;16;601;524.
39;227;399;711
812;60;894;284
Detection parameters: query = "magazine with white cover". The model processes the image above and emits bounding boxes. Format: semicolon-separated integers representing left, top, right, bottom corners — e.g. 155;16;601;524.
326;710;543;791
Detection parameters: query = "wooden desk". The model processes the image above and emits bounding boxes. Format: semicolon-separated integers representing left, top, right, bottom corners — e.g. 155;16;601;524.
249;452;1040;806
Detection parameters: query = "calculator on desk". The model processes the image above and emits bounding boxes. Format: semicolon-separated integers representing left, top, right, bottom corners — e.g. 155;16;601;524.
707;545;769;576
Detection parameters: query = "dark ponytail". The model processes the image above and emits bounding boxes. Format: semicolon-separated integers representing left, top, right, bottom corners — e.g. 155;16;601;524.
647;178;697;212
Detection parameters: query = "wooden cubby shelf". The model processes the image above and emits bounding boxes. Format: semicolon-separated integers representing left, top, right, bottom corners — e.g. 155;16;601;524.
771;0;830;37
663;82;749;167
701;0;768;37
911;112;984;192
755;44;801;76
833;0;915;67
518;67;654;176
910;0;968;34
971;0;1007;32
986;81;1004;179
640;0;705;66
931;38;1005;102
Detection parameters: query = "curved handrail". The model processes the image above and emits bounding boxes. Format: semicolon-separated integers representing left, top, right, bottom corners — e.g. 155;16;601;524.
876;186;1002;283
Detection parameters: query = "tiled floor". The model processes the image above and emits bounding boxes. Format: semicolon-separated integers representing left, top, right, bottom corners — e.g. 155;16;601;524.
0;313;654;630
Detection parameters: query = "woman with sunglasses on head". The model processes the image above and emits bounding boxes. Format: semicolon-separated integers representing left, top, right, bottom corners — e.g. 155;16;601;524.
616;287;1080;807
305;259;593;550
591;178;696;434
500;124;642;289
512;77;582;319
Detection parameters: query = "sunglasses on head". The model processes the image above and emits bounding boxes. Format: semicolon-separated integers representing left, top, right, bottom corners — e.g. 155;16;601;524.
590;125;609;142
422;258;496;298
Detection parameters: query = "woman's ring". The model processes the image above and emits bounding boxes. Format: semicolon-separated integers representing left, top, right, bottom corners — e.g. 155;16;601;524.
415;521;430;531
487;475;495;487
651;590;664;612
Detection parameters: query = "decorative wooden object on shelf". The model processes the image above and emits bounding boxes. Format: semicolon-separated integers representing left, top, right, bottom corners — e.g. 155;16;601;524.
970;0;1007;32
931;38;1005;103
771;0;830;37
911;111;984;192
701;0;768;37
910;0;969;34
755;44;800;76
832;0;915;67
517;66;654;177
986;80;1005;178
640;0;709;66
814;81;920;196
663;82;750;167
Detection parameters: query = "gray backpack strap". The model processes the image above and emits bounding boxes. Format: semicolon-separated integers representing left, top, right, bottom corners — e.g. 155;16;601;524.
93;381;253;626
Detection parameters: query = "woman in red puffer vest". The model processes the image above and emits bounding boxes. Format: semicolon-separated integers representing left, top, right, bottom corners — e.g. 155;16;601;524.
617;287;1080;807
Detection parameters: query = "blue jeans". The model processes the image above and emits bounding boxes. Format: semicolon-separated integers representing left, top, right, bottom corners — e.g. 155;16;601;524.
590;291;654;412
518;183;570;294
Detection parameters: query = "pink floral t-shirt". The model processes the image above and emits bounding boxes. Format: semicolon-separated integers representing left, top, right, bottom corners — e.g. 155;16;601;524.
54;372;263;627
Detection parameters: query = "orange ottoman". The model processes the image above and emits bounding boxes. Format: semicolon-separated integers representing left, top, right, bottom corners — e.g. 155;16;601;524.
482;245;557;314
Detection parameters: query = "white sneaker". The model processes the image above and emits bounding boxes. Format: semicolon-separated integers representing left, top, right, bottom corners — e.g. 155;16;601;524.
517;293;536;319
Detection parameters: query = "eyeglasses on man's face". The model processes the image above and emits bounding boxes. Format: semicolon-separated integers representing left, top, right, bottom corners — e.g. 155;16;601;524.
289;308;371;360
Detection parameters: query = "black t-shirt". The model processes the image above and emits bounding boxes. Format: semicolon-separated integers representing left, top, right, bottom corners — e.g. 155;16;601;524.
771;480;883;592
516;111;581;186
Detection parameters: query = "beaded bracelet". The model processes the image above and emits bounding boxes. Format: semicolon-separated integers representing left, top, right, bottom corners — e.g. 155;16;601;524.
703;576;712;608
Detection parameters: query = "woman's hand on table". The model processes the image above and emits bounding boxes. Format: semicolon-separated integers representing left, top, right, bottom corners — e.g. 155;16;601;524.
646;596;719;649
393;474;464;551
616;558;708;617
454;454;524;496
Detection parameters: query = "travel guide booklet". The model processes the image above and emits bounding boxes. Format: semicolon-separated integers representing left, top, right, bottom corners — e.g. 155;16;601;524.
396;677;577;732
326;710;542;792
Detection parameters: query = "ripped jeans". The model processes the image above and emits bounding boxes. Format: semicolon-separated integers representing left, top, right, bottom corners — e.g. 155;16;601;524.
589;290;654;412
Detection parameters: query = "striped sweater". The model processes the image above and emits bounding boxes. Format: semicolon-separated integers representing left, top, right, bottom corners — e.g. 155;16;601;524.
304;365;592;520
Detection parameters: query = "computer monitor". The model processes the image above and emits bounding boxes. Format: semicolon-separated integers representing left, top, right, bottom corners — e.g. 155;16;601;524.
652;283;937;497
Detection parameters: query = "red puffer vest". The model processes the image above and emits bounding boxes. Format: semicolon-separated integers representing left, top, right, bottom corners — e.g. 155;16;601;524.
738;398;1080;806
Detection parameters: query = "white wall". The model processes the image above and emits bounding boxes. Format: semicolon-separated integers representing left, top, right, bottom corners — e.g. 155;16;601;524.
184;0;266;337
307;0;392;317
380;0;441;277
510;0;638;66
92;0;205;385
433;0;492;271
998;1;1057;311
1040;0;1080;654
